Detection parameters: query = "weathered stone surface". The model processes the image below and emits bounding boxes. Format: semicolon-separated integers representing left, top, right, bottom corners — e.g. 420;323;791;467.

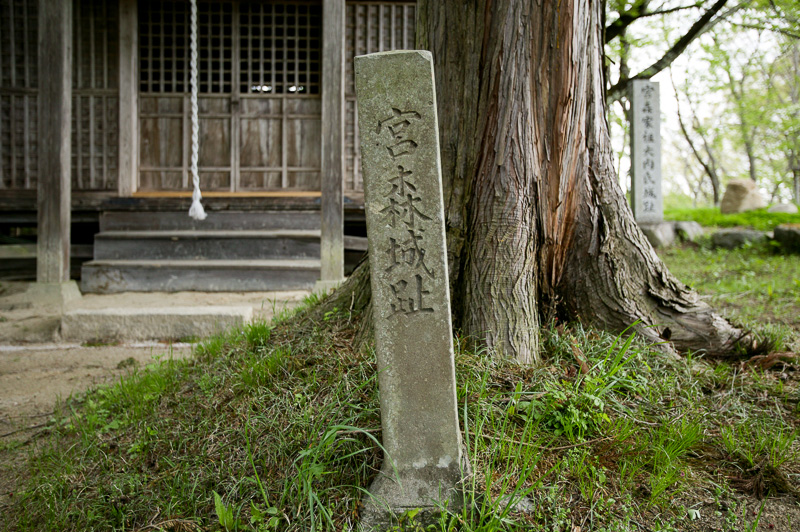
60;306;253;342
639;222;675;248
21;281;82;313
630;80;663;223
674;221;705;242
355;50;464;526
711;228;767;249
774;223;800;252
768;203;799;214
720;179;766;214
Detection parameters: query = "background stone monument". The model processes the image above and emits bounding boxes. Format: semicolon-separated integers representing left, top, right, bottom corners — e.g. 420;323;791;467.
630;79;678;247
630;79;663;224
354;50;465;526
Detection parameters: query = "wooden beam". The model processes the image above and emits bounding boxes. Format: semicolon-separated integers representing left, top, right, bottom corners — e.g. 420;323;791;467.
131;191;323;198
320;0;345;282
118;0;138;196
37;0;72;283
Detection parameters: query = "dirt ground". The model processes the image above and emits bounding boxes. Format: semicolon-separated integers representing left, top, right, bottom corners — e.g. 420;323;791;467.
0;342;193;422
0;281;310;511
0;343;195;514
0;281;309;419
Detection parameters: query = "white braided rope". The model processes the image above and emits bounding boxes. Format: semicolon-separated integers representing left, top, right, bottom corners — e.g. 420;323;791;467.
187;0;207;220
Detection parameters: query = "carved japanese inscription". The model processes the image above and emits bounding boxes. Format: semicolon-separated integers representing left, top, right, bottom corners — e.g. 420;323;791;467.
354;50;464;525
631;80;663;223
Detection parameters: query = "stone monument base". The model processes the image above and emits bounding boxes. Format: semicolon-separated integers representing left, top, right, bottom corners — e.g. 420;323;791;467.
361;463;467;530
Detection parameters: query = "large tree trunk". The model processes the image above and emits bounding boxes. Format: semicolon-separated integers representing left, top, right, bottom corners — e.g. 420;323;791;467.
329;0;751;363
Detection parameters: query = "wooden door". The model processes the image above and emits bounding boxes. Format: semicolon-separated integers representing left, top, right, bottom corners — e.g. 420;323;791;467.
137;0;322;193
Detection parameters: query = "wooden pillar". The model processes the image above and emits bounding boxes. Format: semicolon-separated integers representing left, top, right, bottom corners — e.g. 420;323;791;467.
319;0;345;285
37;0;72;283
118;0;138;196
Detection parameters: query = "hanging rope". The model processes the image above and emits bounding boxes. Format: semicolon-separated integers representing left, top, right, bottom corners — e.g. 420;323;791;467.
188;0;207;220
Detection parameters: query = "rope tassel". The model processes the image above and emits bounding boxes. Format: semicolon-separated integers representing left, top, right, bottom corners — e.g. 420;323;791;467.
189;188;207;221
188;0;207;221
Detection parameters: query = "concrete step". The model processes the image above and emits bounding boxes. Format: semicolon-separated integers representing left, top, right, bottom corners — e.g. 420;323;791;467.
93;230;321;260
81;259;321;293
61;306;254;342
100;210;321;232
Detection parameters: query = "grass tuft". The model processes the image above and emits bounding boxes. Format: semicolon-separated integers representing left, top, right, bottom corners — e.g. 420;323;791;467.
665;206;800;231
1;247;799;531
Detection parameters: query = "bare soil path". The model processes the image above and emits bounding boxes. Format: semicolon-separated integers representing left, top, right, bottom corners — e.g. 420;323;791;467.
0;281;309;511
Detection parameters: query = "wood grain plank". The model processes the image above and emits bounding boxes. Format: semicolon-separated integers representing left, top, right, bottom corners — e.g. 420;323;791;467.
320;0;344;281
132;190;322;198
36;0;72;282
118;0;137;195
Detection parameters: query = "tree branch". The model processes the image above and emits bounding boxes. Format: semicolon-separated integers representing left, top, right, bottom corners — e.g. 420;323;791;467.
607;0;734;103
670;70;722;203
605;1;705;44
733;22;800;40
605;0;652;44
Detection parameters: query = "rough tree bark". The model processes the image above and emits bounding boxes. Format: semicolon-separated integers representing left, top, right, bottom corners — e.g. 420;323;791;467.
328;0;751;363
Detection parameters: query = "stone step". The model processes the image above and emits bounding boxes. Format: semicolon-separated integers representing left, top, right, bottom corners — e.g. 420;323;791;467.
61;306;254;342
81;259;320;293
93;230;321;260
100;210;321;232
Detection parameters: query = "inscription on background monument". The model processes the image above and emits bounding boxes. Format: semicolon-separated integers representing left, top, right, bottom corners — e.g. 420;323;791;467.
354;50;464;525
630;80;663;223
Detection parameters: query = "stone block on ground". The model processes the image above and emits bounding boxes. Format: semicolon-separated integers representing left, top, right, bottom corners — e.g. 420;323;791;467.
640;222;675;248
60;306;253;342
774;224;800;252
720;179;766;214
674;221;705;242
768;203;799;214
711;228;767;249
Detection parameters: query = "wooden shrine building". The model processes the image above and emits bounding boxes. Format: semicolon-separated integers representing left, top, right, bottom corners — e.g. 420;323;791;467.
0;0;415;291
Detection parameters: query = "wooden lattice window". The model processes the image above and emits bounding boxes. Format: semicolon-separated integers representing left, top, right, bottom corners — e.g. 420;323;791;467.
138;0;323;193
72;0;119;191
345;1;415;192
0;0;120;192
240;2;321;95
138;1;191;94
0;0;38;190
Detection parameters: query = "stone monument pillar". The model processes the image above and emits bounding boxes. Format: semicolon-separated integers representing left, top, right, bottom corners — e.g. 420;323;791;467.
630;79;675;247
630;79;663;223
354;50;465;527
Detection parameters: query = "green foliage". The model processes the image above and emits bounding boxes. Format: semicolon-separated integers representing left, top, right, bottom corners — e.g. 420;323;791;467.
245;320;272;350
660;239;800;335
665;206;800;230
648;419;703;503
720;419;799;470
214;491;243;531
605;0;800;206
518;383;610;441
516;331;642;441
3;268;799;531
238;346;289;390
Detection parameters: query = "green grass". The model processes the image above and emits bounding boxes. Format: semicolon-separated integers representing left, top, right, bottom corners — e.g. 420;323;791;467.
660;242;800;339
1;271;799;531
664;207;800;231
